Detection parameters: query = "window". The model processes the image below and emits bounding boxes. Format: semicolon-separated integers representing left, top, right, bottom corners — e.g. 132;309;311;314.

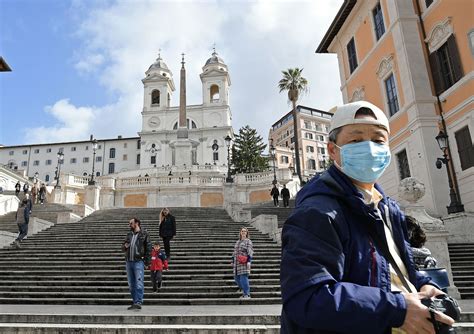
210;84;220;101
46;148;52;153
347;38;358;73
429;35;463;95
396;149;411;180
281;156;289;164
21;161;27;167
45;175;50;182
96;172;100;177
425;0;434;8
304;121;311;129
23;150;28;155
96;156;102;162
372;3;385;41
108;163;115;174
317;135;325;142
124;143;128;148
455;126;474;170
85;145;89;151
33;160;39;166
136;154;141;165
109;148;116;159
151;155;156;165
308;159;316;170
98;145;102;149
34;149;40;154
70;158;77;164
151;89;160;105
315;124;322;132
71;147;76;152
83;157;89;163
123;154;128;161
306;146;314;153
385;73;399;116
137;140;141;149
173;119;197;130
46;159;52;165
305;133;313;140
318;147;326;155
9;151;13;156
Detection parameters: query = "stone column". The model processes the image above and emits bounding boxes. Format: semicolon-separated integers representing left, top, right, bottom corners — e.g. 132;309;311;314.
399;177;460;298
53;188;63;204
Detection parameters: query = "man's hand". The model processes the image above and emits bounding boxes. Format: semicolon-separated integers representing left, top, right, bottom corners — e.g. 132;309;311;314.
399;289;454;334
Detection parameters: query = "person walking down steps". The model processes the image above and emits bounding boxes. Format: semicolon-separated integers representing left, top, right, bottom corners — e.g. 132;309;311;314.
149;242;168;292
14;199;30;248
159;208;176;259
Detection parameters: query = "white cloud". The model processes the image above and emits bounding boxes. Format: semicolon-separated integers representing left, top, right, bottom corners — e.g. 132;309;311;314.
28;0;344;145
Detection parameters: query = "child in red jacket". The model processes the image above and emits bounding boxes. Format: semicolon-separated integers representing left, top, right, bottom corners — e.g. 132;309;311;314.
150;242;168;292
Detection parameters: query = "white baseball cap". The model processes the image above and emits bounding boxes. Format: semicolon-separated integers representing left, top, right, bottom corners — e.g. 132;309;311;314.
328;101;390;134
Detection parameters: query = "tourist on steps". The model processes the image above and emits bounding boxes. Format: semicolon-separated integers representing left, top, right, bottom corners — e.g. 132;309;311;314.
270;184;280;207
149;242;168;292
159;208;176;258
406;216;437;270
232;227;253;299
15;181;21;196
122;217;151;310
280;101;454;333
39;183;47;204
281;184;290;208
14;199;30;248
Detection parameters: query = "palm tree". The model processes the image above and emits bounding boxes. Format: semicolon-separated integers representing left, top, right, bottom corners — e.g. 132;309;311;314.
278;68;308;184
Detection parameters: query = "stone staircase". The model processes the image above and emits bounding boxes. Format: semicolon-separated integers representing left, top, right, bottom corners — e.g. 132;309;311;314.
244;200;295;228
0;207;281;305
449;243;474;299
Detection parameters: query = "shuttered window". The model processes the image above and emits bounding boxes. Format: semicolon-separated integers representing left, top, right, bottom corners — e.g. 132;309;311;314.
429;35;463;94
455;126;474;170
372;3;385;41
347;38;358;73
385;74;399;116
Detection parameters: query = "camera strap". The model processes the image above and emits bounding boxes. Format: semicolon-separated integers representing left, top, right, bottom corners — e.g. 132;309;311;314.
363;220;415;293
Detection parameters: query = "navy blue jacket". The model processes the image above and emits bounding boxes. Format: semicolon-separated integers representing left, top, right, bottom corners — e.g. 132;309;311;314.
280;166;435;333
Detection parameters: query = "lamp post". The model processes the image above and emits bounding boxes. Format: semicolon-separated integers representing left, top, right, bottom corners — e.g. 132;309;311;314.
290;147;297;176
55;150;64;189
212;140;219;165
225;135;233;183
435;130;464;214
270;143;277;185
88;138;98;185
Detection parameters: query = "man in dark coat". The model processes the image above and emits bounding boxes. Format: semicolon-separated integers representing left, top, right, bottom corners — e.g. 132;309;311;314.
122;217;151;310
280;101;454;333
14;199;30;248
270;185;280;207
281;184;290;208
159;208;176;258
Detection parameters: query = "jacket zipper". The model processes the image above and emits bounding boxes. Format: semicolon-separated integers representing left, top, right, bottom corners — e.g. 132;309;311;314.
369;239;377;287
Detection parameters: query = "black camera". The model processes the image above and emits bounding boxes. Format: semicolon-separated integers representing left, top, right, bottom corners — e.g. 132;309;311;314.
421;294;461;334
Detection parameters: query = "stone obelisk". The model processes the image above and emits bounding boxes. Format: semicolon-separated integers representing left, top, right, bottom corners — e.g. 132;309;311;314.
177;53;188;139
172;53;193;166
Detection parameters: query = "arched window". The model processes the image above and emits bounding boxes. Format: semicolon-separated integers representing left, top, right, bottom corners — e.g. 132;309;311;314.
45;175;50;182
83;172;88;176
109;148;116;159
210;84;220;101
173;119;197;130
151;90;160;105
108;163;115;174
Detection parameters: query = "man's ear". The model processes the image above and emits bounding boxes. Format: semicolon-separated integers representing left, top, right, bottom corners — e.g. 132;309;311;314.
327;142;338;162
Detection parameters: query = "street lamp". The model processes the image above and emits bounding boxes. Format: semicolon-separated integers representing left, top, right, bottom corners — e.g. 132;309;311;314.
290;147;297;176
225;135;233;183
212;140;219;165
270;142;277;185
435;130;464;214
55;150;64;189
88;138;98;185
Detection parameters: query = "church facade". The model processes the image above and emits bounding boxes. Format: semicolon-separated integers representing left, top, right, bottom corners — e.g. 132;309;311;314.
0;51;234;181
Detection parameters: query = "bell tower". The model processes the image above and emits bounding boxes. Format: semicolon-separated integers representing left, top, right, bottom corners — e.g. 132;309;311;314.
200;49;231;107
142;52;175;113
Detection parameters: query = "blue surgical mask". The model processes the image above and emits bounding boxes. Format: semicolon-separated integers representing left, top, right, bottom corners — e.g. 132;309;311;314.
335;141;391;183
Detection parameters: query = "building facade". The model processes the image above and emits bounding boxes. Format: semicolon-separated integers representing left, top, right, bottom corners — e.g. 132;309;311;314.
0;51;234;182
317;0;473;216
268;105;333;179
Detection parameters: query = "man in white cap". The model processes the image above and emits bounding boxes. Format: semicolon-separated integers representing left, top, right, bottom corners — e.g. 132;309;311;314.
280;101;455;333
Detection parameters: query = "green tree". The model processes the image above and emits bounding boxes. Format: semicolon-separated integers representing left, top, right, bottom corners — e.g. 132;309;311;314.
278;68;308;183
231;125;268;174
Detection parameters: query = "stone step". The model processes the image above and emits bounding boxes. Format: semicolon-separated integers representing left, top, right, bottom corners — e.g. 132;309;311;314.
0;278;280;285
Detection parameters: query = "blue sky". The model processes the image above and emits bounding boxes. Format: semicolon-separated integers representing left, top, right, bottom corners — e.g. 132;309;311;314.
0;0;343;146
